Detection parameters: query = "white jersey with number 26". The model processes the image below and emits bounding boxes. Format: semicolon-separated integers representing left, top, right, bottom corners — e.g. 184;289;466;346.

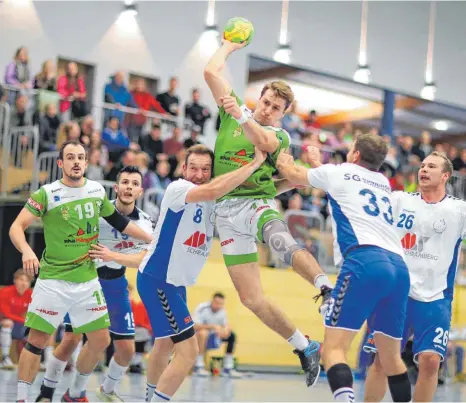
307;163;402;266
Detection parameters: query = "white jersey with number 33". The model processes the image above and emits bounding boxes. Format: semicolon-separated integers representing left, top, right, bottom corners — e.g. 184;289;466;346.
391;192;466;302
307;163;403;266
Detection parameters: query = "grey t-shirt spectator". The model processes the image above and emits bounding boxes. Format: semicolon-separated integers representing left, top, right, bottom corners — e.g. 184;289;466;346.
192;302;227;326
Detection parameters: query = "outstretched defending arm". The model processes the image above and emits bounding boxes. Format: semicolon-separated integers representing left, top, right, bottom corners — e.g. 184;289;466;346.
89;246;147;268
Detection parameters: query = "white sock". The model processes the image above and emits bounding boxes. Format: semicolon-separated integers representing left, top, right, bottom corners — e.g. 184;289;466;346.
152;389;171;401
333;387;355;402
1;327;12;358
131;352;143;365
146;382;156;402
314;273;333;289
17;380;31;401
43;346;54;365
102;357;129;394
43;355;67;388
69;340;82;367
287;329;309;351
223;354;234;370
195;354;204;368
69;371;91;398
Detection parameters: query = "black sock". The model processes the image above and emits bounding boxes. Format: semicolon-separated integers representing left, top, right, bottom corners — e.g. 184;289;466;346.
388;372;411;402
40;384;56;400
327;363;355;402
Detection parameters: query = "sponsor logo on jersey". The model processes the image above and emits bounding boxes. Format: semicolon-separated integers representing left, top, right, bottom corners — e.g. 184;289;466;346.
65;224;99;245
401;233;438;260
183;231;212;257
36;308;58;316
221;238;234;247
61;206;70;221
54;195;61;202
51;188;62;194
27;198;43;211
115;240;136;250
433;218;447;234
88;188;101;194
233;127;243;137
87;305;107;312
184;315;192;324
219;150;253;167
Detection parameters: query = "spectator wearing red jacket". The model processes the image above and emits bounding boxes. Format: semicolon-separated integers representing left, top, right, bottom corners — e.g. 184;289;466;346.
0;269;32;368
57;62;87;119
128;78;166;141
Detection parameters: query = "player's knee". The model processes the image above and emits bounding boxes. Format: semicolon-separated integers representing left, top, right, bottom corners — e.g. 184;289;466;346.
262;219;304;265
371;353;384;372
88;331;111;352
115;339;135;362
238;292;263;313
418;352;441;378
61;332;82;354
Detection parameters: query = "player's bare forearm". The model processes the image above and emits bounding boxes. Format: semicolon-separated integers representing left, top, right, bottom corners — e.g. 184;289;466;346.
204;44;234;105
274;178;296;195
277;163;310;187
122;222;153;243
241;120;280;153
110;250;147;268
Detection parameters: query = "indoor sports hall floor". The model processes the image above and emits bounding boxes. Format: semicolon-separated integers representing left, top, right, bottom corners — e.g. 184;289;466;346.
1;370;466;402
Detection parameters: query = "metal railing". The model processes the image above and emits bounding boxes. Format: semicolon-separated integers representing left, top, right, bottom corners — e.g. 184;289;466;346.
0;101;10;145
448;172;466;200
31;151;61;192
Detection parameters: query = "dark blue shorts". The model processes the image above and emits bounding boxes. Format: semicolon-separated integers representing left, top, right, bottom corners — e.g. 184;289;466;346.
137;272;194;339
325;246;410;339
364;296;452;362
64;275;134;337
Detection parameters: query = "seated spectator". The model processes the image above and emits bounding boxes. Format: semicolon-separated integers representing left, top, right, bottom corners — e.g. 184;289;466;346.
56;121;81;149
156;76;180;117
184;88;211;135
86;148;104;181
89;130;109;167
412;131;433;161
192;293;241;378
163;126;184;156
39;103;61;152
135;151;159;190
34;59;56;91
79;115;94;146
4;47;32;103
57;62;87;120
10;94;34;127
184;127;202;149
101;116;130;159
104;71;137;124
0;269;33;369
281;101;304;140
105;149;137;181
139;124;166;168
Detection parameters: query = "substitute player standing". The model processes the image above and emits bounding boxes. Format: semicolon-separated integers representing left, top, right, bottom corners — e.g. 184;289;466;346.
35;166;155;402
204;38;332;387
9;141;152;403
364;152;465;402
277;133;412;402
90;145;271;402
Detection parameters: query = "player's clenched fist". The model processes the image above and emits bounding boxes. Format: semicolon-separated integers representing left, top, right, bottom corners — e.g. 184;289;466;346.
276;150;294;169
306;146;322;167
22;249;39;276
219;95;242;120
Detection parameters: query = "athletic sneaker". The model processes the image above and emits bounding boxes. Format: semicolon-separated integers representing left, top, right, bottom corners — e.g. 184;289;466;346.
294;340;321;387
128;363;145;374
1;356;15;370
313;285;333;315
95;386;123;402
193;367;210;377
35;384;55;402
221;368;242;378
61;390;89;402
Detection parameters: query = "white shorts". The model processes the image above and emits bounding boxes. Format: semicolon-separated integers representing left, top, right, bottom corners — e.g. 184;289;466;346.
25;278;110;334
215;198;282;266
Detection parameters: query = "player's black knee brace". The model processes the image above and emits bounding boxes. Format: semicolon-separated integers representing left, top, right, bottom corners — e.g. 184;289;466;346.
327;363;354;393
24;342;43;355
224;331;236;354
388;372;411;402
262;219;304;265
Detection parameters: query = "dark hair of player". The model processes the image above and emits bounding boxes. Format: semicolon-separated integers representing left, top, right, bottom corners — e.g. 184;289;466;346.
58;140;87;161
116;165;143;184
354;133;388;171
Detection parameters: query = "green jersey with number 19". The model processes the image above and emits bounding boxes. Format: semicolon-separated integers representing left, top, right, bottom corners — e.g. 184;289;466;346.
25;179;115;283
214;91;291;201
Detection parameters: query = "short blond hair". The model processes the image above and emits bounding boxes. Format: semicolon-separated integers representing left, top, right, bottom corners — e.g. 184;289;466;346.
260;81;294;110
427;151;453;176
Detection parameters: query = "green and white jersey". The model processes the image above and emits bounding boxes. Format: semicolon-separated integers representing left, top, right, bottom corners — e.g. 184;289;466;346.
214;91;290;201
25;179;115;283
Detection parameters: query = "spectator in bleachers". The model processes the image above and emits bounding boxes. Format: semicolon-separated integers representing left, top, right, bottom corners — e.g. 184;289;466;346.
89;130;109;167
156;76;180;117
0;269;33;369
304;109;320;132
171;148;187;180
39;103;61;152
104;71;137;124
397;135;414;172
389;171;406;191
78;115;94;146
105;149;137;181
184;88;211;135
33;60;56;91
153;160;171;193
281;101;304;140
135;151;159;190
56;121;81;149
404;172;418;192
412;131;433;161
101;116;130;159
57;62;87;120
183;127;202;149
383;146;399;177
9;94;34;128
86;148;105;181
139;124;166;168
163;125;183;156
4;47;32;95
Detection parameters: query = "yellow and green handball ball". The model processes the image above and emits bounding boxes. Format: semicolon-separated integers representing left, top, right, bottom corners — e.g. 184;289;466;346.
223;17;255;46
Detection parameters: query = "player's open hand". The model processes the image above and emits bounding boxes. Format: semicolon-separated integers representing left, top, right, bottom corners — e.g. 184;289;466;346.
307;146;322;167
219;95;242;120
221;38;248;52
253;147;267;165
277;150;294;169
89;243;114;262
22;249;39;276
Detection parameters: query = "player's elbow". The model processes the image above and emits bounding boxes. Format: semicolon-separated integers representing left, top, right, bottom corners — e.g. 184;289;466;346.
203;68;216;82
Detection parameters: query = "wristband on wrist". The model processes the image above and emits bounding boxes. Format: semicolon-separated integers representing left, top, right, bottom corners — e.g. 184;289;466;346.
234;104;252;125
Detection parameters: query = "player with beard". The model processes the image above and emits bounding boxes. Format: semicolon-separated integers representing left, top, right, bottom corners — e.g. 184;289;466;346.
9;142;152;402
35;166;155;402
364;152;466;402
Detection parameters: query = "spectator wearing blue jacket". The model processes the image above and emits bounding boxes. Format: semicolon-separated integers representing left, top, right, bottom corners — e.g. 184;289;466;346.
101;116;130;161
103;71;137;123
